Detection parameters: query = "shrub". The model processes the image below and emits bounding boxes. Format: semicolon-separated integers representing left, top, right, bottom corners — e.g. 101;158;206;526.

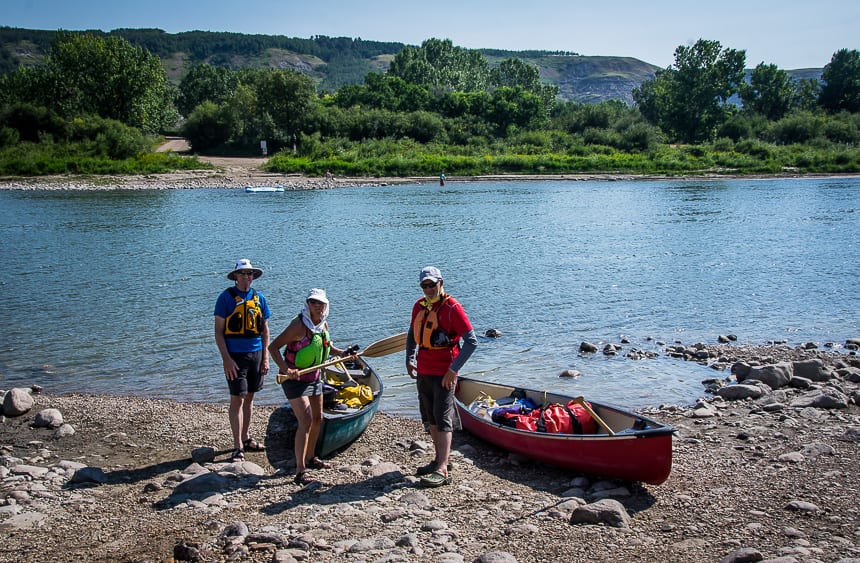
0;103;67;142
823;118;859;144
0;126;20;148
618;122;661;152
181;101;234;151
764;112;823;144
717;116;752;141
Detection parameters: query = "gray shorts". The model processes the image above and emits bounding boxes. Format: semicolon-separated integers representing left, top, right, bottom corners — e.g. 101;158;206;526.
281;377;322;400
416;373;455;432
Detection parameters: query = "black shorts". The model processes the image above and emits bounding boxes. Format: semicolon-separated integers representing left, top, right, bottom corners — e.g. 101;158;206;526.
416;373;455;432
226;350;264;396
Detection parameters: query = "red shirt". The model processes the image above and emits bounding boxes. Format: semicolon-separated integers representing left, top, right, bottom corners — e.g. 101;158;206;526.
411;295;473;376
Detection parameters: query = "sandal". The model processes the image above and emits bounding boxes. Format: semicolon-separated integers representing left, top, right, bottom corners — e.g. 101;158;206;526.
419;470;452;488
230;448;245;462
242;437;266;452
306;456;332;469
294;471;318;486
416;461;453;476
416;461;438;476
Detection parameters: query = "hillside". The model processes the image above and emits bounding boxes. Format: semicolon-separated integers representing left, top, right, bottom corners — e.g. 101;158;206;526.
0;27;820;105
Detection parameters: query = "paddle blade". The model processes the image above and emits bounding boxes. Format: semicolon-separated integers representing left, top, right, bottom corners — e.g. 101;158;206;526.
360;332;408;357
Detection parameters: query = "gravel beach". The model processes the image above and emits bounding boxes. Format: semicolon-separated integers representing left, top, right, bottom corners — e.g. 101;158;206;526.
2;341;859;563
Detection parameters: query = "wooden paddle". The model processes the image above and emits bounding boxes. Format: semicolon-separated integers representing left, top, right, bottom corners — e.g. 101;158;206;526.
275;332;407;384
572;396;616;436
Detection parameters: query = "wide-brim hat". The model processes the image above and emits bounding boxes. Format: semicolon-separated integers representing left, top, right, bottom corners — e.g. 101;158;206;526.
227;258;263;280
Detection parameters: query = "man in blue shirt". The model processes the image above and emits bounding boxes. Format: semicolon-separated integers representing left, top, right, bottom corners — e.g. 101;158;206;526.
214;258;271;462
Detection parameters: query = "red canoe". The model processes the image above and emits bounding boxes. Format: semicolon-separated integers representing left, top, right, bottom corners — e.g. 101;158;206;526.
454;376;675;485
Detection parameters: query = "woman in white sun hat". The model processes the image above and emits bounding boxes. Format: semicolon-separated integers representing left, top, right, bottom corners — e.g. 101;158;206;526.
269;287;350;486
214;258;270;463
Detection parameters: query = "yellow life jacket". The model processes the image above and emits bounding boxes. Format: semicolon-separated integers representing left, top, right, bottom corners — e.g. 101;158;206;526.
224;287;263;337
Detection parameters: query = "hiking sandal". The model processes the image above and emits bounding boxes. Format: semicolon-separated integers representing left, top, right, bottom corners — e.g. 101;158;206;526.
419;470;452;488
230;448;245;462
242;437;266;452
416;461;438;475
306;456;332;469
293;471;318;486
416;461;453;476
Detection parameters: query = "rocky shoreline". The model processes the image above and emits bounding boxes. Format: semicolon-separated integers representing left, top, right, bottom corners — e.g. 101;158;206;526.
3;156;858;192
2;339;859;562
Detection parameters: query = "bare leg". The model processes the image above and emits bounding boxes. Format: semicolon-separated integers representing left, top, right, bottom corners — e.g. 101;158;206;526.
290;396;312;474
240;392;255;443
304;394;324;462
229;394;246;450
428;424;451;475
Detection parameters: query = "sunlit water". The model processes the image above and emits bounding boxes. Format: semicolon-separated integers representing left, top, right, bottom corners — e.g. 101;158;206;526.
1;177;858;417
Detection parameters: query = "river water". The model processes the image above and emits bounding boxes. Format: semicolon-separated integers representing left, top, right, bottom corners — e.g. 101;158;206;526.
1;177;858;417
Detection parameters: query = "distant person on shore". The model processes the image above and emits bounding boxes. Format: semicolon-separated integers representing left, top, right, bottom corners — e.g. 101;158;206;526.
269;288;349;485
325;169;333;188
214;259;271;463
439;172;446;186
406;266;477;487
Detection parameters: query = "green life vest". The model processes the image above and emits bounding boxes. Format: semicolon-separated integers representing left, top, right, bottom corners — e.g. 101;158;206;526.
294;330;331;369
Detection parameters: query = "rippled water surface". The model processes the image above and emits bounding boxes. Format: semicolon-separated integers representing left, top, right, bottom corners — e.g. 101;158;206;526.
2;177;858;416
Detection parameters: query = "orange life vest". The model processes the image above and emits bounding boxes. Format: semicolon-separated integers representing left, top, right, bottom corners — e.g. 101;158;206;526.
412;294;453;350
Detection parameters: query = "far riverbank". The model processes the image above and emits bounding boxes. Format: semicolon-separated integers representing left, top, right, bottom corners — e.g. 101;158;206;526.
2;154;859;190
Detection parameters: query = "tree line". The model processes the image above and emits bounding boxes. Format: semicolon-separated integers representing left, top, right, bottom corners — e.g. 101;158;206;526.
1;32;859;177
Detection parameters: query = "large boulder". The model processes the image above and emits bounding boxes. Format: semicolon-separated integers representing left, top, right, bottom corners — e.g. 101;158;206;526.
744;363;792;389
789;388;849;409
570;498;631;528
34;408;64;429
715;384;765;401
792;359;831;382
2;388;34;417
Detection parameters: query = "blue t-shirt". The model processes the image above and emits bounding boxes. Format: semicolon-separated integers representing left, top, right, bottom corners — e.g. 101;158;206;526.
214;287;271;353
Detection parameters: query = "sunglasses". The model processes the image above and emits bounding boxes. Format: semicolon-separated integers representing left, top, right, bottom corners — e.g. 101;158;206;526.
420;281;438;289
307;299;326;305
236;271;255;276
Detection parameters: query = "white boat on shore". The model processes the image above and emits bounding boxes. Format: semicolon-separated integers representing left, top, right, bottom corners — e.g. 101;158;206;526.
245;186;284;193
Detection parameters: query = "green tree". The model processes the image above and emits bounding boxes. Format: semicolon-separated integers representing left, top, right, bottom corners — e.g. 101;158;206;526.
181;100;234;151
176;64;238;117
740;63;793;120
633;39;746;143
0;62;80;119
819;49;860;113
249;69;318;147
387;38;490;92
793;78;822;112
486;86;547;134
48;32;177;133
333;73;431;112
221;83;261;147
490;58;559;108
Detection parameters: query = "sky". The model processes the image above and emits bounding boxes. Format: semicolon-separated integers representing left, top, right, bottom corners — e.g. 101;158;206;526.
4;0;859;70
